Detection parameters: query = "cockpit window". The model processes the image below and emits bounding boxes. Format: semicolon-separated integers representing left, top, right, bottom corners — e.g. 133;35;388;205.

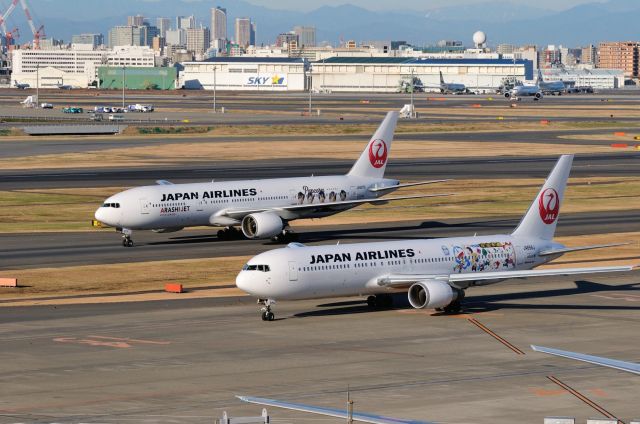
242;264;270;272
102;203;121;208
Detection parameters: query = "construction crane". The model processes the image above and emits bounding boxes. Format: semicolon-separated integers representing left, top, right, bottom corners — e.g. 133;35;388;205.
5;26;18;50
0;0;44;49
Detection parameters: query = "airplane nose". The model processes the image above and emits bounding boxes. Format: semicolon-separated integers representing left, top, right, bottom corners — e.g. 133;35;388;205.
235;272;249;293
94;207;105;222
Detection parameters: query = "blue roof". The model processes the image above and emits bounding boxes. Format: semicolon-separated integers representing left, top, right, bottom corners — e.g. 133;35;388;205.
201;57;306;64
314;57;530;66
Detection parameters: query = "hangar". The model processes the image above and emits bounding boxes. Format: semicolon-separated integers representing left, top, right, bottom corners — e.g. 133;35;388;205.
310;57;534;93
180;57;308;91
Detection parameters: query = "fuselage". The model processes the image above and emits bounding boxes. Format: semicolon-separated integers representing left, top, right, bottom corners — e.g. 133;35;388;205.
236;234;561;300
95;175;399;230
510;84;542;97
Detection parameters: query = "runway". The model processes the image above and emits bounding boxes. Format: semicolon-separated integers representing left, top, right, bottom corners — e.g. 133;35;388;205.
2;210;638;269
1;153;638;190
1;271;638;423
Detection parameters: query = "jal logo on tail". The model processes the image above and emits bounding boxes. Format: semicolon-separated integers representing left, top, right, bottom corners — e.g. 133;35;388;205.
538;188;560;224
368;139;387;168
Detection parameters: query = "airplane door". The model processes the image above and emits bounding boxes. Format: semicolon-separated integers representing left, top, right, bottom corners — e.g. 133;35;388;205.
288;261;298;281
350;186;357;200
139;198;150;215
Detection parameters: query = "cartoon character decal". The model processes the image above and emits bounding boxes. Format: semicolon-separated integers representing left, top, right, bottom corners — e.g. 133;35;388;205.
453;242;515;273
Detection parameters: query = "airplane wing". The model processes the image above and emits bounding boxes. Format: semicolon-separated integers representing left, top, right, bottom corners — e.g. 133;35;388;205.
377;265;634;288
538;243;628;256
368;180;451;193
221;193;451;220
237;396;434;424
531;345;640;375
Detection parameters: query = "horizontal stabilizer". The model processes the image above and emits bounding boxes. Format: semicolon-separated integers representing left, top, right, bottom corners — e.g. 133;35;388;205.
237;396;434;424
538;242;629;256
531;345;640;375
156;180;174;185
368;179;451;192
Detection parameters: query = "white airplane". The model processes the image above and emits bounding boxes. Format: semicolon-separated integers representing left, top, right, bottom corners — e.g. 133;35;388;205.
236;155;634;321
95;112;449;247
537;69;566;95
532;345;640;375
14;81;30;89
439;71;466;94
506;82;543;101
238;395;433;424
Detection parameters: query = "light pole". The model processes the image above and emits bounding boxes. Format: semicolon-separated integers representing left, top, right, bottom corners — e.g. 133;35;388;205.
121;66;125;109
308;66;312;116
36;64;39;106
213;65;217;113
410;68;415;118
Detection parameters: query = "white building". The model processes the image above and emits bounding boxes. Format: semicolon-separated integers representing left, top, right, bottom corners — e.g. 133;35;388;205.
542;68;623;89
11;46;156;88
310;57;533;93
180;57;307;91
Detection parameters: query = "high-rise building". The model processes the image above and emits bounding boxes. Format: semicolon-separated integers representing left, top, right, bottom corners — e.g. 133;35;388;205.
540;45;562;68
496;44;515;55
186;27;211;55
211;7;227;42
156;18;171;38
235;17;252;48
597;41;639;77
165;29;186;46
276;32;298;48
71;33;104;48
293;26;315;47
176;15;195;30
250;22;256;46
127;15;145;26
108;26;148;48
581;44;597;65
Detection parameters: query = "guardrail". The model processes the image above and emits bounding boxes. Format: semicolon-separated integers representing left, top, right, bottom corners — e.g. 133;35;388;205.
0;115;182;125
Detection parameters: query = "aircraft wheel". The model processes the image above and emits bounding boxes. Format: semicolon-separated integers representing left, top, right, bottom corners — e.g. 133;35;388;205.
266;311;275;321
366;295;377;308
127;239;134;247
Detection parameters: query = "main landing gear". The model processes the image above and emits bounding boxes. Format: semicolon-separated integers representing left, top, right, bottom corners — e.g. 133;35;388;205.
366;294;394;309
121;228;134;247
437;289;466;314
259;298;276;321
271;229;298;243
217;226;243;241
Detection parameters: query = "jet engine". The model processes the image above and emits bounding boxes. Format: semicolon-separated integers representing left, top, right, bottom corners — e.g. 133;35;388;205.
241;211;284;239
504;92;512;99
407;280;455;309
152;227;184;233
534;92;543;100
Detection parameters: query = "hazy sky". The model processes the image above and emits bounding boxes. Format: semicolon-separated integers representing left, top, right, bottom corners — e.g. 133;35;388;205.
242;0;605;12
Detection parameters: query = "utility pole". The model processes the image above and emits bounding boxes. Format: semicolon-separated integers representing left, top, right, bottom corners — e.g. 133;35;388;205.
308;66;312;116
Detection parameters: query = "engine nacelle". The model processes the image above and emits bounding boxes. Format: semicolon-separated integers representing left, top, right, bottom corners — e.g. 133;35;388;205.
152;227;184;233
407;280;455;309
534;92;543;99
504;92;512;99
241;211;284;239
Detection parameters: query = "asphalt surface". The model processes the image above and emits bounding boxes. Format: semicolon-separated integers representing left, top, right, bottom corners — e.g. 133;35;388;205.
3;210;639;269
1;271;638;423
1;153;638;190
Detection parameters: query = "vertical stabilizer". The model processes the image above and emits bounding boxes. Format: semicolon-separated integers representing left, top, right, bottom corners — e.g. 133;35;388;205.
537;69;544;84
347;111;398;179
439;71;445;85
512;155;573;240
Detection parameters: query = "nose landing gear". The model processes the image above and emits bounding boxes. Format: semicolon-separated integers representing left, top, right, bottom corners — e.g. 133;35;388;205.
121;228;134;247
259;298;276;321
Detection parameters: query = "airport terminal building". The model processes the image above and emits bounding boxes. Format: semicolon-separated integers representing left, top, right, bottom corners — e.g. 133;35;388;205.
179;57;308;91
309;57;534;93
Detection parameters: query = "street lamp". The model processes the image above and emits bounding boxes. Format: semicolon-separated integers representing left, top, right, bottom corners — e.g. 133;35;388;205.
308;67;312;116
410;68;415;118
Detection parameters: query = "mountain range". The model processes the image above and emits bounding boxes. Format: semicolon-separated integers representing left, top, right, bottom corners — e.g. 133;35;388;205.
4;0;640;47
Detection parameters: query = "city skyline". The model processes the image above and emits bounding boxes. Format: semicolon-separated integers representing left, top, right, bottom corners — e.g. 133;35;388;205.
2;0;640;47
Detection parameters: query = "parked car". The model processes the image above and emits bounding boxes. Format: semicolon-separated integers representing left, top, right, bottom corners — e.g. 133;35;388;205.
108;114;124;121
40;103;53;109
62;106;83;113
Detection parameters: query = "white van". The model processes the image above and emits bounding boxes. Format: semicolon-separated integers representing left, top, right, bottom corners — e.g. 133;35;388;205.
108;114;124;121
